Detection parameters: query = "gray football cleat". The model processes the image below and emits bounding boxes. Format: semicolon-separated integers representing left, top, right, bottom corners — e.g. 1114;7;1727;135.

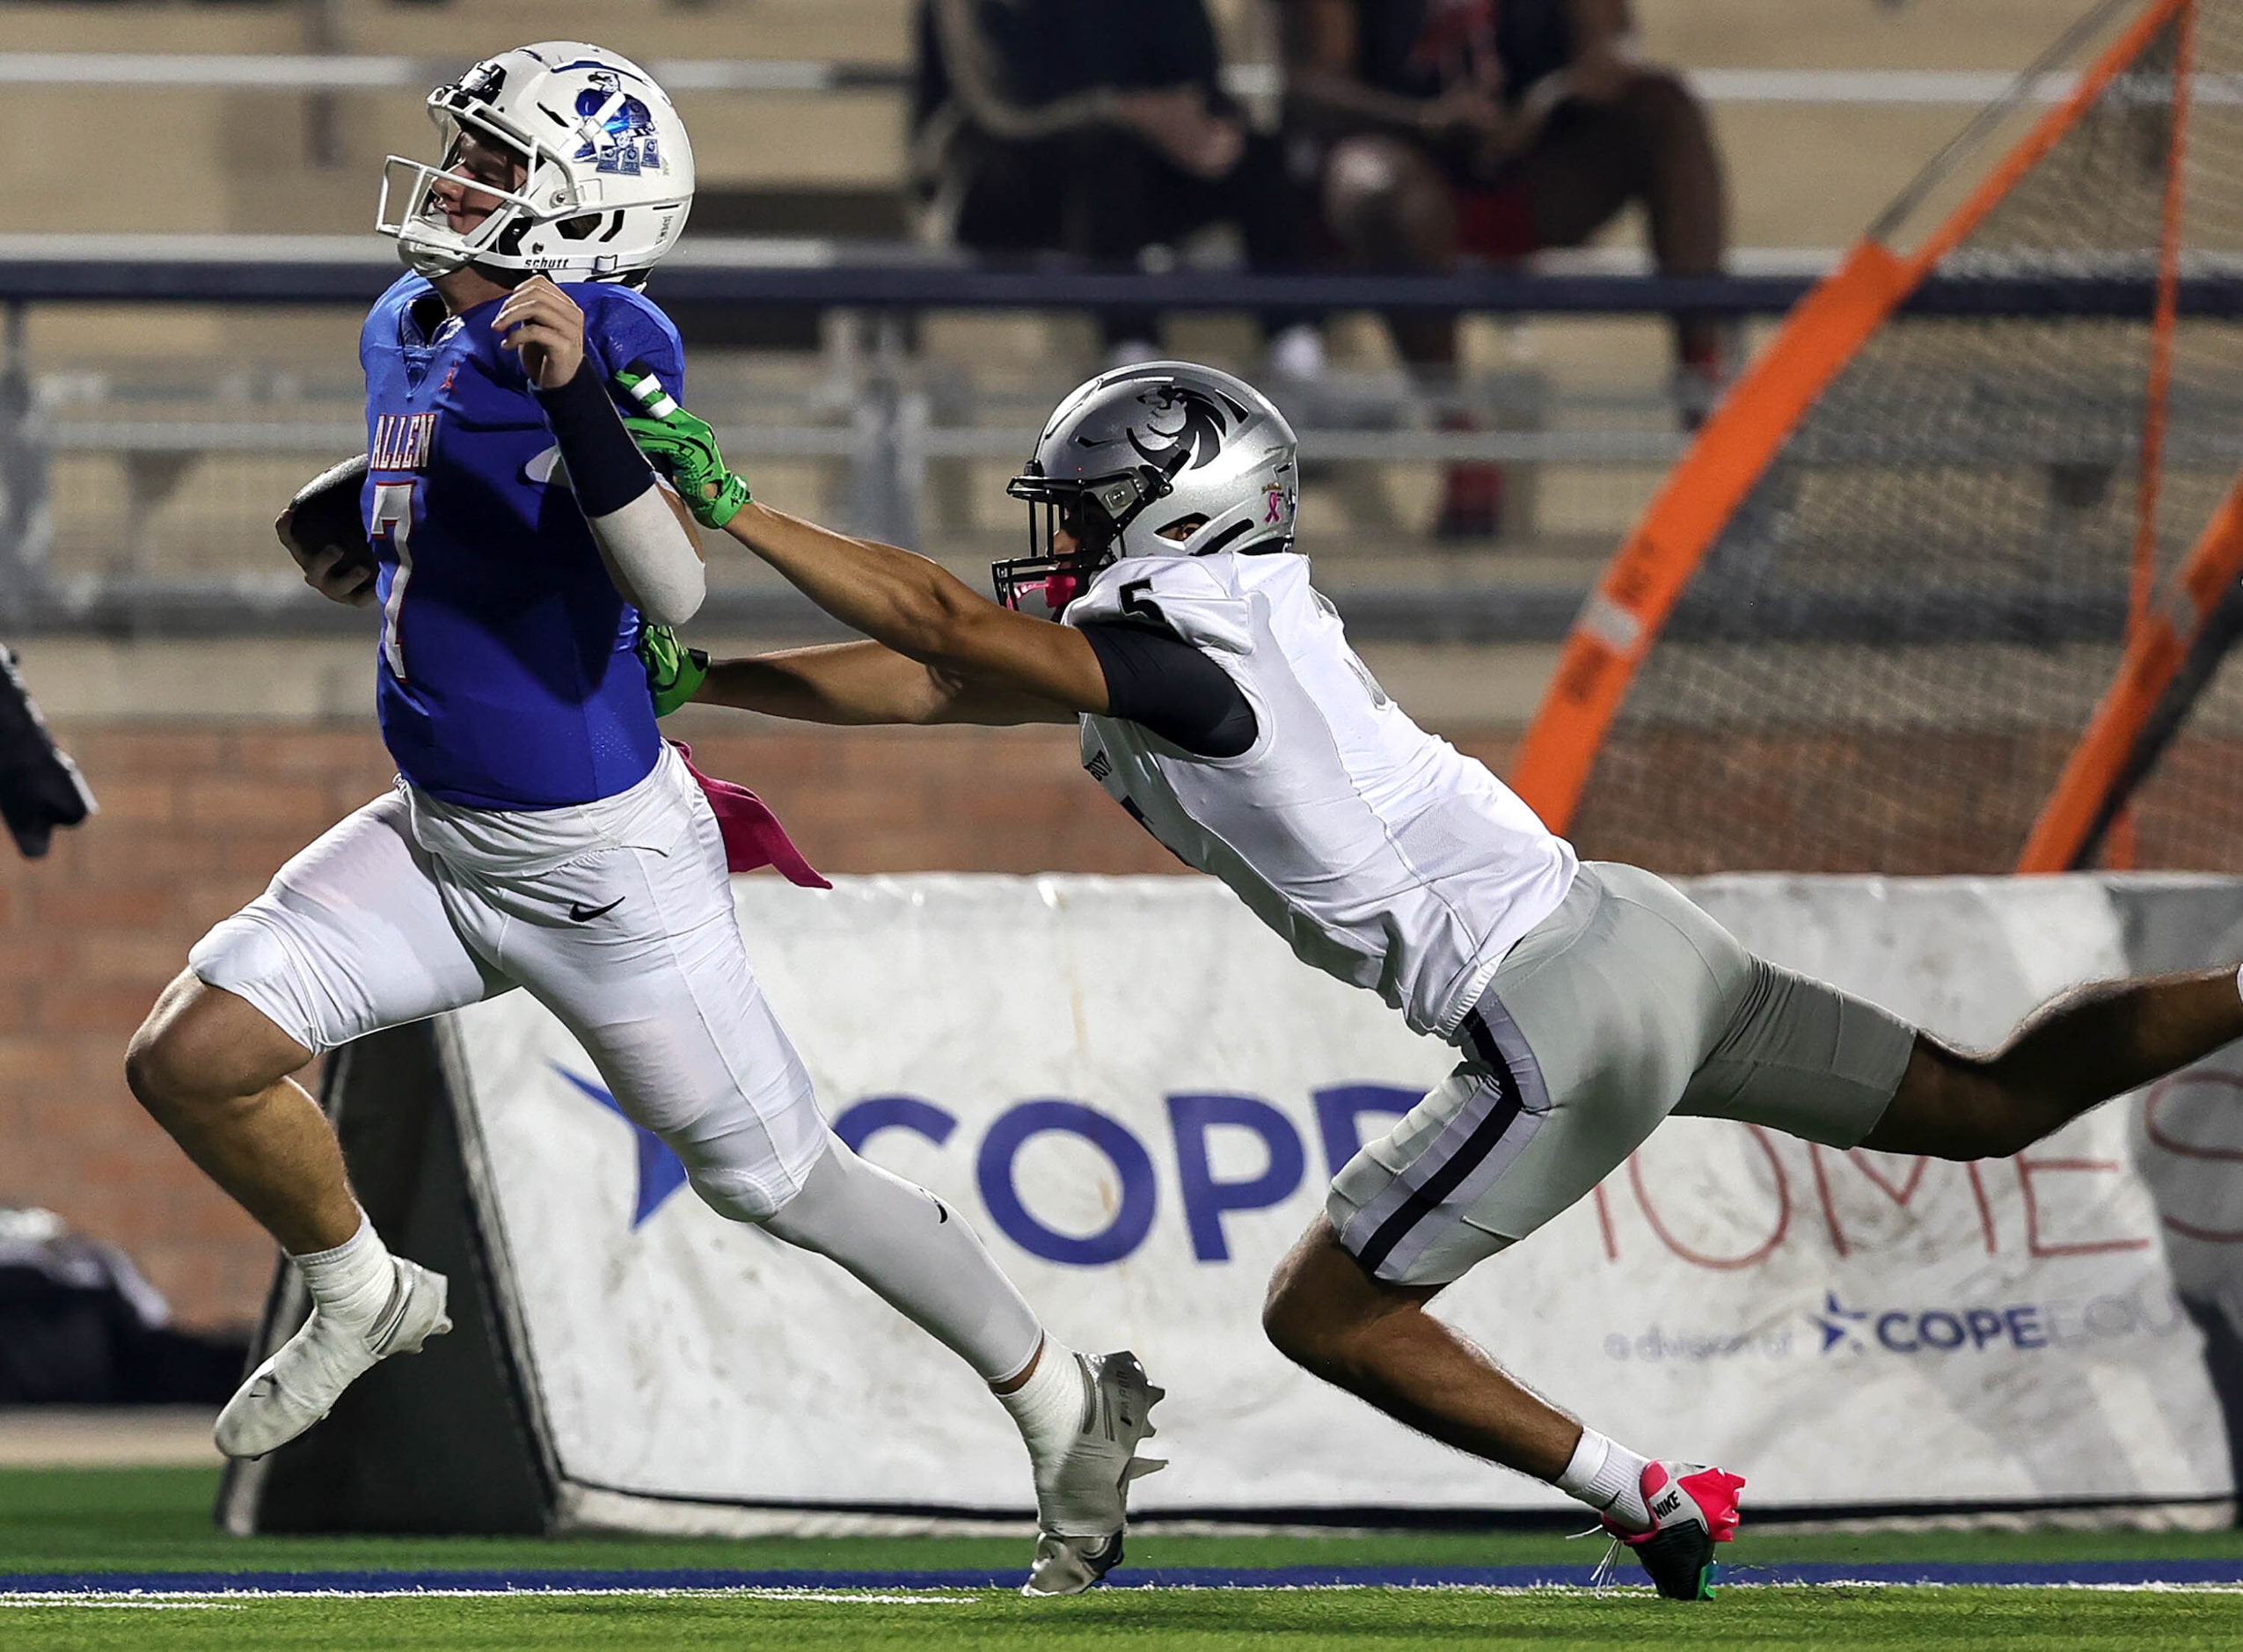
1020;1349;1166;1597
214;1258;450;1459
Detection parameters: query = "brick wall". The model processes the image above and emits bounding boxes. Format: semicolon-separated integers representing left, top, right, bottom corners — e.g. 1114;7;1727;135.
0;715;1521;1329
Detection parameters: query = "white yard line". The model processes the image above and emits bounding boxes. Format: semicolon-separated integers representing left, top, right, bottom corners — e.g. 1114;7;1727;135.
9;1580;2243;1604
1;1587;978;1605
0;1601;244;1610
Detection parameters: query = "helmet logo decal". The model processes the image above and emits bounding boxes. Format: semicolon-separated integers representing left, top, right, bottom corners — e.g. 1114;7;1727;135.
1264;483;1287;523
1125;386;1229;473
574;72;661;177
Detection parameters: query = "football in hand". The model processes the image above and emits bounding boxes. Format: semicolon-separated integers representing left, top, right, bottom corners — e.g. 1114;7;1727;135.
283;454;376;580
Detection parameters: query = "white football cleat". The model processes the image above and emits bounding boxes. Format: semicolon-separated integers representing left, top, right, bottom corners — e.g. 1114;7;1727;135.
1020;1349;1165;1597
214;1258;451;1459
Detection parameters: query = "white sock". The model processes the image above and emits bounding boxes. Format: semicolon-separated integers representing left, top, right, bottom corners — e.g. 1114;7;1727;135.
996;1337;1088;1467
2233;961;2241;1004
1555;1428;1653;1531
290;1212;395;1329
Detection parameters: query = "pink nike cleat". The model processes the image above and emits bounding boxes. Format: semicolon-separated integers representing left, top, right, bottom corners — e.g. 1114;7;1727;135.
1593;1461;1745;1600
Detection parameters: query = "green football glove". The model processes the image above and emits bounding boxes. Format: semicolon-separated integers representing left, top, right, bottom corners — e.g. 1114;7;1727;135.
637;620;709;719
616;368;751;530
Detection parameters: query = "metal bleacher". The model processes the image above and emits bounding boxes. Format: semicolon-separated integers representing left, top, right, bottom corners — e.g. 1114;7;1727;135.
0;232;1753;639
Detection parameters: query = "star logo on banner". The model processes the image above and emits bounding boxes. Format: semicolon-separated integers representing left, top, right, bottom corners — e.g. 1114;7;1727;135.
551;1064;688;1228
1810;1290;1869;1354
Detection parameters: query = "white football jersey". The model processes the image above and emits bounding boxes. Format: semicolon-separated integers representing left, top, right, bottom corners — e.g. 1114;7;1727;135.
1066;552;1577;1038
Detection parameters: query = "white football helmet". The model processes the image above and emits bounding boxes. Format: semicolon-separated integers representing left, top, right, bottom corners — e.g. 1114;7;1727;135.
997;362;1300;615
377;42;694;282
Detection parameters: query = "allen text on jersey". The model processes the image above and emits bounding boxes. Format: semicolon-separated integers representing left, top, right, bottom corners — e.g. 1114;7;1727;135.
372;411;438;472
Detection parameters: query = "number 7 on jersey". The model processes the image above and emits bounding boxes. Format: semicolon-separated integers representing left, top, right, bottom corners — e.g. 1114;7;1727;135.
370;479;417;681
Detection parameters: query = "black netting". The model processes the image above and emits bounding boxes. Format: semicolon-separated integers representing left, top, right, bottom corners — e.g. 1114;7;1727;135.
1570;0;2243;874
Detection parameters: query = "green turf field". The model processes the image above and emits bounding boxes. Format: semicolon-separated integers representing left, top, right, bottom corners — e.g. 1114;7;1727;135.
10;1587;2243;1651
6;1468;2243;1649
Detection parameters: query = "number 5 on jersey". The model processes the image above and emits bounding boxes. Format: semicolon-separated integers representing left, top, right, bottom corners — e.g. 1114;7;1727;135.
370;480;417;681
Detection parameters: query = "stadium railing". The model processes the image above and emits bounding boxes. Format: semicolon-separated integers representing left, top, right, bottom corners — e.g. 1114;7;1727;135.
7;235;2237;640
0;238;1828;640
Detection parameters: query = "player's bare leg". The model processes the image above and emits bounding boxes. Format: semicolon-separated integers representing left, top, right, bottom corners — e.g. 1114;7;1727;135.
1262;1218;1579;1479
126;971;451;1457
1267;969;2243;1415
1264;1216;1741;1598
1862;966;2243;1159
126;972;356;1253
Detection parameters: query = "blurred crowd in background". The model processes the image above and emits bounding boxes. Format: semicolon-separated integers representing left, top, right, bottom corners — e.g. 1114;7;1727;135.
911;0;1727;537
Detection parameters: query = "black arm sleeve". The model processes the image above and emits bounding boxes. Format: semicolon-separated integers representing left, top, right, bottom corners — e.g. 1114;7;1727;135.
531;358;655;518
1078;621;1259;759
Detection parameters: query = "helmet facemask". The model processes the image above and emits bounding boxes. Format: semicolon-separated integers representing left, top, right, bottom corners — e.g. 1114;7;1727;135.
378;89;568;280
996;464;1174;618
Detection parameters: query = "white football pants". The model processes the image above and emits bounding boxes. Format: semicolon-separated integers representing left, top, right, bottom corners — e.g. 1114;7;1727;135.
189;744;1043;1380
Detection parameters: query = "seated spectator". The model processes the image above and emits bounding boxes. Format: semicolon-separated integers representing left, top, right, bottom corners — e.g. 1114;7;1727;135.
1282;0;1729;537
913;0;1324;374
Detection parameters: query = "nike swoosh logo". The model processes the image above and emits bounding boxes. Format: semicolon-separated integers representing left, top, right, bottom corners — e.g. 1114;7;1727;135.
568;896;625;923
368;1272;412;1351
523;445;573;487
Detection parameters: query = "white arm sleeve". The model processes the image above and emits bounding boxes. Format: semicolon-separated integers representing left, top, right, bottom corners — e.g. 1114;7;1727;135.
587;484;706;626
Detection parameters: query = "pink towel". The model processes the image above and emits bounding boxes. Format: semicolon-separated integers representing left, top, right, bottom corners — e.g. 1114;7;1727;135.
671;742;830;889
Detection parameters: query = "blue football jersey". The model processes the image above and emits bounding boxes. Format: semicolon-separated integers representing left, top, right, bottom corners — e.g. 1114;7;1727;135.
357;273;684;809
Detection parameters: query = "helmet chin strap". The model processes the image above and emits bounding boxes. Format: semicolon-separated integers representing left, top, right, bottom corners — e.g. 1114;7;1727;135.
398;238;471;279
396;216;530;286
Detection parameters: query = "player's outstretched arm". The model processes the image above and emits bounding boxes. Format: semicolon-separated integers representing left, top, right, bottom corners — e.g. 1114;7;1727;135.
619;374;1113;717
737;501;1114;713
670;634;1074;727
727;641;1079;727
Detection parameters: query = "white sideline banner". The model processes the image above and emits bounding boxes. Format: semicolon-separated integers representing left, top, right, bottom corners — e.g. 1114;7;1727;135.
442;873;2234;1523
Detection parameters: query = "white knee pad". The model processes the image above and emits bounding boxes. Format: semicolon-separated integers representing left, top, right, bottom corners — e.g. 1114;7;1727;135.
685;1160;810;1226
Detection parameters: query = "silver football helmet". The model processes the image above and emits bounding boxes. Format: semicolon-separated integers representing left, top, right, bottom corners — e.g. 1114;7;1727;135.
997;362;1300;616
376;42;694;282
